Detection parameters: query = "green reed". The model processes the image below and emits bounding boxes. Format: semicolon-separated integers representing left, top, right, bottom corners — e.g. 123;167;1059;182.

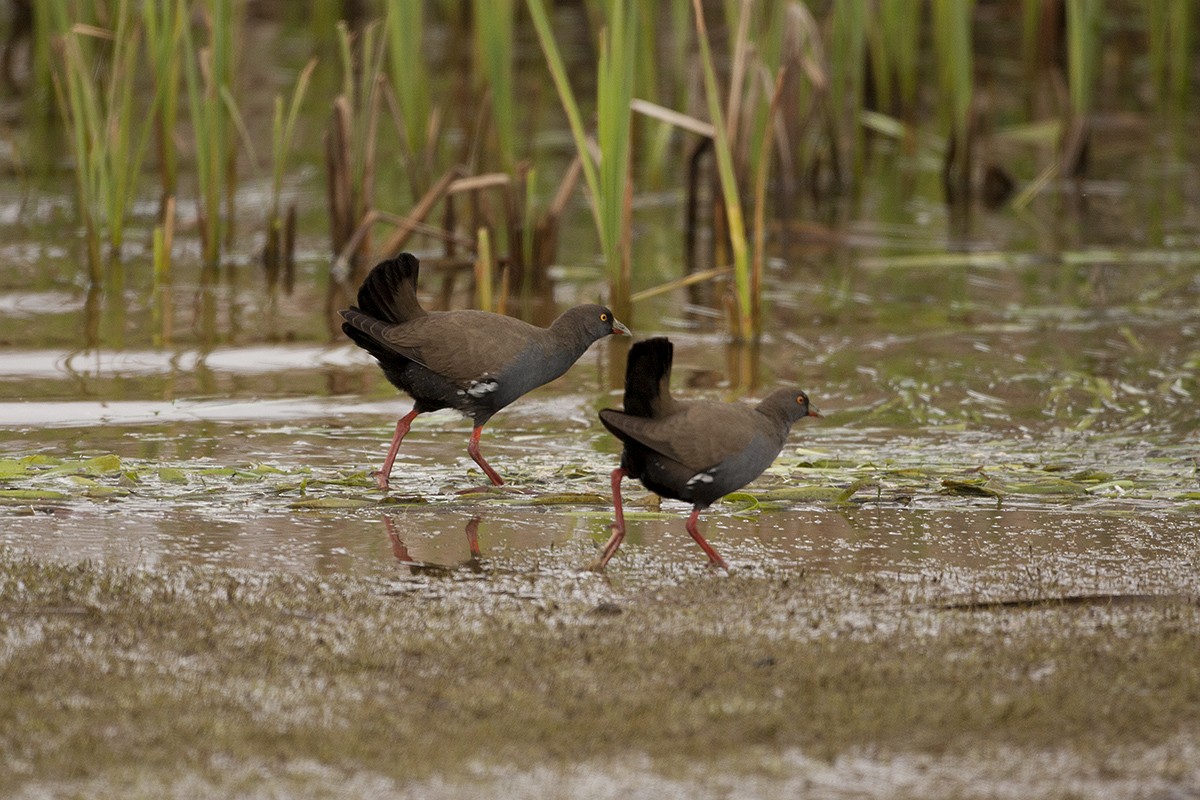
474;226;495;312
692;0;751;340
734;3;789;183
632;1;687;188
1062;0;1101;177
596;0;637;316
869;0;921;118
1146;0;1191;112
385;1;436;199
23;0;87;177
181;0;242;267
931;0;974;148
1065;0;1101;117
473;0;516;172
142;0;186;211
264;57;317;293
328;20;387;281
31;1;1199;312
50;0;159;281
927;0;976;201
623;1;790;339
527;0;636;319
269;58;318;224
828;0;869;180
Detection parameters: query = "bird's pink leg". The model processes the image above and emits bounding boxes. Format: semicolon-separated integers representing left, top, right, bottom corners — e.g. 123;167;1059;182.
375;408;420;490
589;467;628;571
467;426;505;486
685;508;729;569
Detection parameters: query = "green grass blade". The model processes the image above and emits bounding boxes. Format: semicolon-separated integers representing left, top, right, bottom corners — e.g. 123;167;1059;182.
474;0;516;171
386;0;435;196
1065;0;1101;116
526;0;606;262
691;0;752;340
931;0;974;145
596;1;637;302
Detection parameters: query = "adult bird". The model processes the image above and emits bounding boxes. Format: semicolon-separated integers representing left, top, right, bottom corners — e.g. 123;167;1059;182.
341;253;630;490
593;337;820;570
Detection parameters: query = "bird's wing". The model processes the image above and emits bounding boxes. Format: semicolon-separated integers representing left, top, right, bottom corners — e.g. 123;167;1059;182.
600;402;760;471
372;311;541;385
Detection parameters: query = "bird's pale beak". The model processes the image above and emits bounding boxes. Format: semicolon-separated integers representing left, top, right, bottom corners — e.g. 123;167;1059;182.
807;408;822;418
611;319;632;336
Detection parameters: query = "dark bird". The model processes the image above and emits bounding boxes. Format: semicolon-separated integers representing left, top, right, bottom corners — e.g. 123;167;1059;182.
341;254;630;490
594;337;820;570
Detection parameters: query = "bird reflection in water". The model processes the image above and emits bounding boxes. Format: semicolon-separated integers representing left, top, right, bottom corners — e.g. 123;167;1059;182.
383;514;485;573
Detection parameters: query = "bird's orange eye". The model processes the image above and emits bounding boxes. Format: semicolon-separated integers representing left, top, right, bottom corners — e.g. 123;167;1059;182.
600;313;608;322
796;394;806;404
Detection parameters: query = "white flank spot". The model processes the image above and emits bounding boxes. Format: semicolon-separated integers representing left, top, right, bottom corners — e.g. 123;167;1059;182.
687;470;716;486
467;379;498;398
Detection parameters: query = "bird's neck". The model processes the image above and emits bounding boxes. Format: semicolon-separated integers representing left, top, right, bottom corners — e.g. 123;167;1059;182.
755;398;797;438
546;314;598;361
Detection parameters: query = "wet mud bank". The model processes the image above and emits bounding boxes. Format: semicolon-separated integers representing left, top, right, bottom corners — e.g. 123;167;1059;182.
2;550;1198;799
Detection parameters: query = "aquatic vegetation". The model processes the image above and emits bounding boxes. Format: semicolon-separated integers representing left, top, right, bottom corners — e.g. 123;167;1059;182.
0;427;1196;521
10;3;1198;339
692;0;752;341
326;20;387;294
472;0;517;173
49;0;159;279
180;0;244;268
528;0;637;320
142;0;186;213
1146;0;1192;113
263;57;318;295
1061;0;1101;176
384;0;437;199
930;0;975;199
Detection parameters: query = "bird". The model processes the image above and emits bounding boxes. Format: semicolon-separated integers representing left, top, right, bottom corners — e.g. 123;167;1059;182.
340;253;630;490
593;336;820;570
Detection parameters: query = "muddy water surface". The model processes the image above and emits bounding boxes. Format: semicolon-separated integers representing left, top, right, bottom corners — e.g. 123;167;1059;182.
1;262;1197;593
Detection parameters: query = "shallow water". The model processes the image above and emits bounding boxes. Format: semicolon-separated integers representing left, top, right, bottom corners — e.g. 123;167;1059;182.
1;5;1199;596
2;252;1199;594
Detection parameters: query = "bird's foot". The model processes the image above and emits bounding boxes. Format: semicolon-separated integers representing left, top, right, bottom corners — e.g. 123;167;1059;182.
372;471;391;491
587;523;626;572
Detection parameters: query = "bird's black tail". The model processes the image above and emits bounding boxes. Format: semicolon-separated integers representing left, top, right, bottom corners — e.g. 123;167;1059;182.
350;253;428;324
622;337;674;418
